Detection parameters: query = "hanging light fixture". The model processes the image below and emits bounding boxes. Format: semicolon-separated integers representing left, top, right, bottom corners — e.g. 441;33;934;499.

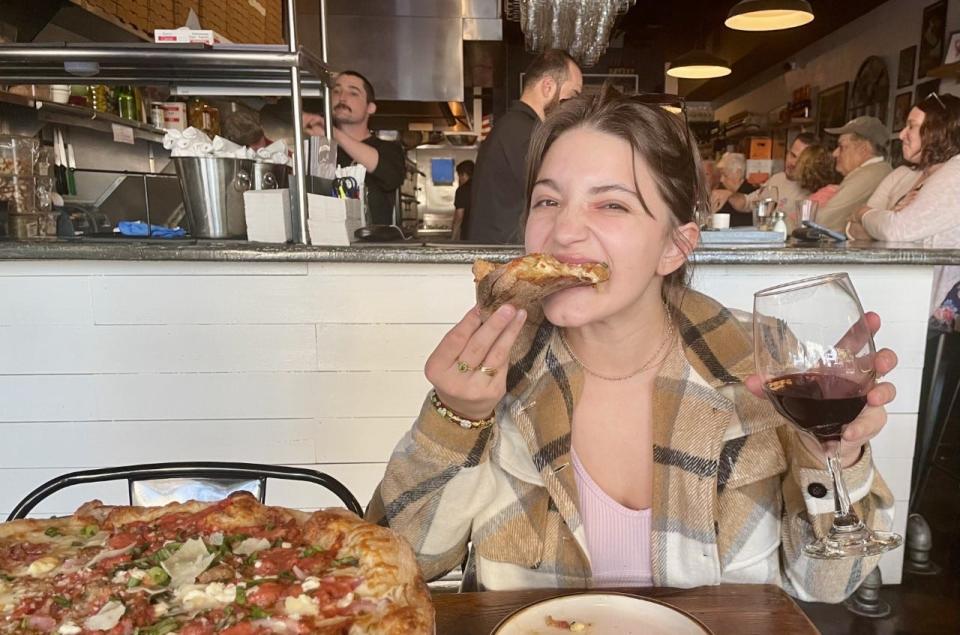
667;50;732;79
724;0;814;32
504;0;637;67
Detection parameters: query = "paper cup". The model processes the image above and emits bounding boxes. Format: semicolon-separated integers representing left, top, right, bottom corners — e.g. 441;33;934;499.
712;213;730;229
50;85;70;104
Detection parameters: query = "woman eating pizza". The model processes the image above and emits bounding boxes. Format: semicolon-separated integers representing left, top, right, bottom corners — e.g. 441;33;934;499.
366;86;899;602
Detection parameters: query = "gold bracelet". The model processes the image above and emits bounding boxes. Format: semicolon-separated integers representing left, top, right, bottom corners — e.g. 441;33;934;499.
429;390;496;429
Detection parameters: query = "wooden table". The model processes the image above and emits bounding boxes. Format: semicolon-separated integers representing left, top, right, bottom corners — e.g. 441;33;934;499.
432;584;821;634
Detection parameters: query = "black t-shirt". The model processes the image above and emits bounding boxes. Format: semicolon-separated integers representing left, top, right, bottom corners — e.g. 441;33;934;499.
721;180;759;227
454;180;472;240
337;135;406;226
467;101;539;244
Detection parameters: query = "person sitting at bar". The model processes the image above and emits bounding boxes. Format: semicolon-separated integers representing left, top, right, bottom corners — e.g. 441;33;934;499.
467;50;583;244
716;133;816;220
814;116;892;232
303;71;406;226
366;86;899;599
451;160;474;241
710;152;756;226
847;93;960;330
794;144;843;206
701;159;721;191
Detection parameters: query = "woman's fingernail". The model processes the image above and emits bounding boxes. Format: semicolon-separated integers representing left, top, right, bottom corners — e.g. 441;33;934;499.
497;304;516;318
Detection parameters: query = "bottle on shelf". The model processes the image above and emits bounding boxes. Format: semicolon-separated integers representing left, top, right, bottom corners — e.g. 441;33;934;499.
87;85;109;112
187;97;207;130
202;103;221;137
116;86;136;120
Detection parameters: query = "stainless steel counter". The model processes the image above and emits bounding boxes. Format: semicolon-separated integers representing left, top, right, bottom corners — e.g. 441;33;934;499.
1;239;959;265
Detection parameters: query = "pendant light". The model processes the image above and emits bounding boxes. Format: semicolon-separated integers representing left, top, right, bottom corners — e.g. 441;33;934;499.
667;50;732;79
725;0;814;32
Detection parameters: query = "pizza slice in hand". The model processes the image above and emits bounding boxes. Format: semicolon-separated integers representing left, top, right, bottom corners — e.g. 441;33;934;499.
473;253;609;320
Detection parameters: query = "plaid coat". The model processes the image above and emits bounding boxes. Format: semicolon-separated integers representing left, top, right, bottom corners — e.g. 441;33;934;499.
366;289;895;601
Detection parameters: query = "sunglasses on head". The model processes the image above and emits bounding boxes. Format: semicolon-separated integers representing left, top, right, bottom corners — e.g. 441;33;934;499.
927;91;946;110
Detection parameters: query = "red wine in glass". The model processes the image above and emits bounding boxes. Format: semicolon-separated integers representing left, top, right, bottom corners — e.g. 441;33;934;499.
754;272;901;559
763;373;869;442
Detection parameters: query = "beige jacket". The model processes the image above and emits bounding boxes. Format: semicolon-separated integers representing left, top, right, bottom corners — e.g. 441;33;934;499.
366;290;895;601
818;158;892;231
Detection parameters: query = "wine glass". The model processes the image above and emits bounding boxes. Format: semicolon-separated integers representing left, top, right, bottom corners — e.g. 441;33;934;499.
753;272;902;559
752;185;779;229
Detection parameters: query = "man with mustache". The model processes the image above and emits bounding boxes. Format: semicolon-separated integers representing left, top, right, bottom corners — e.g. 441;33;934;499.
303;71;406;227
466;50;583;244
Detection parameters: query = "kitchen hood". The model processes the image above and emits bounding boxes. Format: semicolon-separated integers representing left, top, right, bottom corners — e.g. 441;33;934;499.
297;0;501;131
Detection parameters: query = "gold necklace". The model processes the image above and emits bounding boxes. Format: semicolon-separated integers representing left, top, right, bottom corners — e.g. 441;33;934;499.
558;316;675;382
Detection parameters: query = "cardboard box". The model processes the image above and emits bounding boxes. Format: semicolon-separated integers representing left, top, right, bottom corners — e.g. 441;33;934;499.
149;4;175;31
746;159;784;184
153;27;228;44
174;0;200;25
748;137;772;160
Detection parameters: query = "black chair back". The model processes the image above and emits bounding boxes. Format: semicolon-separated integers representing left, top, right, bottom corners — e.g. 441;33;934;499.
7;461;363;521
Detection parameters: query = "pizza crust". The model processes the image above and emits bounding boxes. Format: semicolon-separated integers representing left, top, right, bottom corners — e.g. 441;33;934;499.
473;253;609;320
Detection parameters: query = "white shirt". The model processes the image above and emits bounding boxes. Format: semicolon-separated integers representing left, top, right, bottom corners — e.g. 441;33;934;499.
865;165;923;210
744;172;809;230
862;154;960;312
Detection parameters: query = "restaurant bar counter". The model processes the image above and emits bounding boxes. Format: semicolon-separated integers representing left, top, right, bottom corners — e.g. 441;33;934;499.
2;240;958;587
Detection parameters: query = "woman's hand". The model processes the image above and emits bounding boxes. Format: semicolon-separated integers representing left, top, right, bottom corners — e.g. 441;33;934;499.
424;305;528;421
746;311;899;468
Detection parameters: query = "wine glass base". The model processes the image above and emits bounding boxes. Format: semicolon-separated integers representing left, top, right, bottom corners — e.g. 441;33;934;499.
804;528;903;560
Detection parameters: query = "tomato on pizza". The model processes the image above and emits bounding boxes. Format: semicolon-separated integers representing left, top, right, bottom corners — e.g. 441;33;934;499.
0;493;433;634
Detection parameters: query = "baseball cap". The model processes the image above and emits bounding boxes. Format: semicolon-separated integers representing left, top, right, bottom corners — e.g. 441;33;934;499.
825;116;888;149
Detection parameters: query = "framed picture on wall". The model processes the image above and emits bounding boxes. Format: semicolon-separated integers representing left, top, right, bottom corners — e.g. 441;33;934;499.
816;82;848;141
916;78;941;104
918;0;948;78
897;45;916;88
945;31;960;65
893;92;913;132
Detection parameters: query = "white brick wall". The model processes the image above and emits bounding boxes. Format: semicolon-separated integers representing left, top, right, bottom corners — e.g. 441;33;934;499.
0;259;932;583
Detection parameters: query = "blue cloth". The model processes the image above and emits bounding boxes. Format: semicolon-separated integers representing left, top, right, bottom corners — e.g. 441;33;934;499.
431;158;455;185
117;221;186;238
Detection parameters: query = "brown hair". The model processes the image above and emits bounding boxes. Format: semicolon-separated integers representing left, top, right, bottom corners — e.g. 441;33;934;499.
523;49;578;90
522;84;707;304
338;70;376;103
916;93;960;170
795;145;842;192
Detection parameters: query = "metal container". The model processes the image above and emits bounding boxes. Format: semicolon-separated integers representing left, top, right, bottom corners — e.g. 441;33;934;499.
173;157;252;238
252;161;290;190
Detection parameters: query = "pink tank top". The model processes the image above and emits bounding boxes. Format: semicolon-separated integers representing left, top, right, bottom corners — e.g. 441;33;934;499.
571;447;653;587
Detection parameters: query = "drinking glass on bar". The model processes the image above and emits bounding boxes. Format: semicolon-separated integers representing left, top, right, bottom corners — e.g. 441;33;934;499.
752;185;779;229
754;273;902;559
796;199;819;225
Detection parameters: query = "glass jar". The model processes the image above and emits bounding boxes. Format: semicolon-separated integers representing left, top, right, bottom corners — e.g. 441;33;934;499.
87;85;109;113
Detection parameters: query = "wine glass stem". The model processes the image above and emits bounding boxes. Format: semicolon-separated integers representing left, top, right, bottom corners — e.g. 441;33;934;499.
826;442;861;529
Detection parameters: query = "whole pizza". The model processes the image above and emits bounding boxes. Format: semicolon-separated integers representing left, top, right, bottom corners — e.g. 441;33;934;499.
0;493;433;634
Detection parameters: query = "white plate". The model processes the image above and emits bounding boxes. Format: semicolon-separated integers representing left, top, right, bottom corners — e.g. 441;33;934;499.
491;592;713;635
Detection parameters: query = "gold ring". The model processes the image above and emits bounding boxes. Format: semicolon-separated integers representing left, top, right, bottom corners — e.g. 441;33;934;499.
478;366;498;377
456;360;473;373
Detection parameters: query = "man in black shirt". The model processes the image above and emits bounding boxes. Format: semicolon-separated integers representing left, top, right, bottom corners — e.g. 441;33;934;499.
452;160;474;240
303;71;405;226
467;50;583;244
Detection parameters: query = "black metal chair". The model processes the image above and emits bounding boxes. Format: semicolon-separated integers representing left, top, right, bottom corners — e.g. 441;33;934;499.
7;462;363;522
